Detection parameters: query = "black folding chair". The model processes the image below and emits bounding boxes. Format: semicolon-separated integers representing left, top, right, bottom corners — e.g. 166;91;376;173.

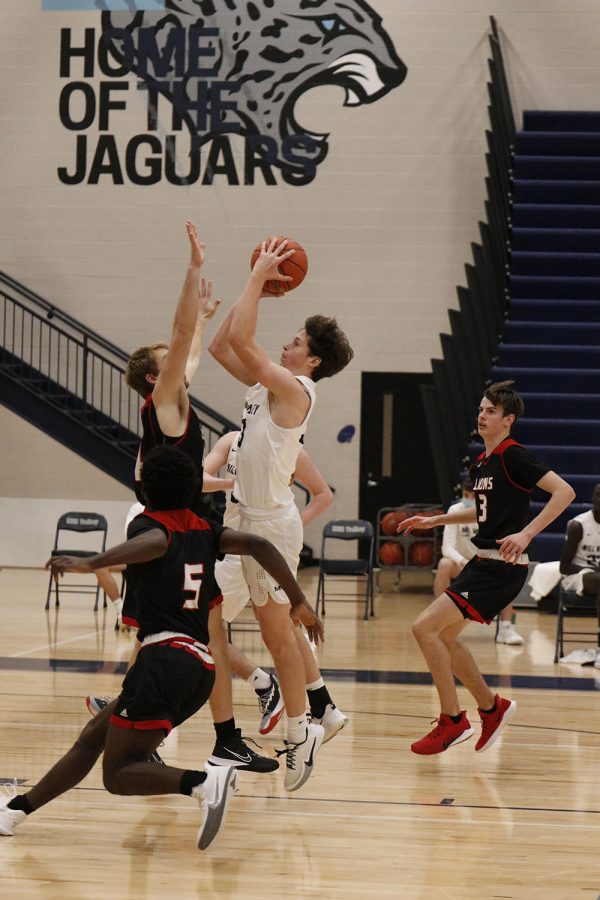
45;512;108;611
315;520;375;620
554;587;597;663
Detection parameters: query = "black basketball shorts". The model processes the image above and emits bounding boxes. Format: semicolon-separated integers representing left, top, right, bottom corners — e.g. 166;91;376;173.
110;637;215;734
445;556;528;624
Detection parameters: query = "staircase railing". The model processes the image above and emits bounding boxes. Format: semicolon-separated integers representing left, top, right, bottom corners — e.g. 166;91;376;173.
0;270;237;452
422;15;516;506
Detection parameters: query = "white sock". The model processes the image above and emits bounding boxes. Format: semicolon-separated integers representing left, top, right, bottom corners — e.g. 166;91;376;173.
287;714;308;744
247;667;271;692
306;677;324;692
113;597;123;615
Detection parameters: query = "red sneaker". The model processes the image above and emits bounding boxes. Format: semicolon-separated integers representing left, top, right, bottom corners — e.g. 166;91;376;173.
475;695;517;752
411;712;473;755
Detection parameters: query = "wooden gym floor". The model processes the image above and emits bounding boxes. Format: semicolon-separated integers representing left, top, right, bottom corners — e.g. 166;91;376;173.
0;566;599;900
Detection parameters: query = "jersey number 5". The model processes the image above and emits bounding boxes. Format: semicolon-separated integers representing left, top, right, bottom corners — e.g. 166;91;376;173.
182;563;204;610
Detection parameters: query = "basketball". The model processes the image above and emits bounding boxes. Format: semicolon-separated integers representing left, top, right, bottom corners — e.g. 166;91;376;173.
381;510;408;535
408;541;434;567
379;542;405;566
251;236;308;295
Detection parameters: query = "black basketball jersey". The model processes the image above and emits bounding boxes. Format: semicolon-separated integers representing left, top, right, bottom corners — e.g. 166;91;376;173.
125;509;223;643
134;394;205;513
469;438;549;550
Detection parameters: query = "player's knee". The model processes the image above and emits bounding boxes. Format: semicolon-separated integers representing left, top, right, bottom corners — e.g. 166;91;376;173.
412;617;432;644
102;761;125;795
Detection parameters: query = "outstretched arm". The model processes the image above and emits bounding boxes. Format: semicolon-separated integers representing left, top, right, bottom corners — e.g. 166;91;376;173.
185;278;221;386
153;222;204;409
398;507;476;534
46;529;168;578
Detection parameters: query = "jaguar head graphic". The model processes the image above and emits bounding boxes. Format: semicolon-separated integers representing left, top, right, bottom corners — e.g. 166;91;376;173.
101;0;407;178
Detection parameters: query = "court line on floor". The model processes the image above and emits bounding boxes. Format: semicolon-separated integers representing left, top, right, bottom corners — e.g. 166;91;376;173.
8;630;114;658
10;785;600;824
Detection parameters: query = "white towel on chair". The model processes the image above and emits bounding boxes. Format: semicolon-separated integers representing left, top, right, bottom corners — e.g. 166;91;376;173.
561;568;594;596
528;561;561;601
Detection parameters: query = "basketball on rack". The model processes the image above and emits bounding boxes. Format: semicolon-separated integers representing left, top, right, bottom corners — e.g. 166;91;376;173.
408;541;434;567
379;542;405;566
251;237;308;295
381;510;408;535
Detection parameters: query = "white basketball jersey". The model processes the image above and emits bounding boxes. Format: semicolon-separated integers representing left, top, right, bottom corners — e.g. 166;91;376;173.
233;376;316;510
569;509;600;568
223;434;240;528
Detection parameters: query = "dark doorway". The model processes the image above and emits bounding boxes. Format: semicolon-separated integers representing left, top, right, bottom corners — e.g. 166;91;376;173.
359;372;438;526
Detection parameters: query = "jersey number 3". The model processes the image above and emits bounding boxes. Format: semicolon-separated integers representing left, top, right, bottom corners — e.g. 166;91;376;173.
476;494;488;523
182;563;204;610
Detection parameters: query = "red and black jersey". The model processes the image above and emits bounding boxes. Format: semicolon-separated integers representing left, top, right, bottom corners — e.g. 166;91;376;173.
124;509;223;643
134;394;205;514
469;438;549;550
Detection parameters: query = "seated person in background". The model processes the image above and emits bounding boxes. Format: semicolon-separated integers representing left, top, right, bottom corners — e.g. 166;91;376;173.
560;482;600;667
434;479;524;646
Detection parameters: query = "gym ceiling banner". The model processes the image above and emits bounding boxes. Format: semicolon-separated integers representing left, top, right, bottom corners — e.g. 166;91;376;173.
47;0;407;187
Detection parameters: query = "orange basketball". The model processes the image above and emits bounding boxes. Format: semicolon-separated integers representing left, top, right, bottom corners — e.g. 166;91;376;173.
409;541;434;567
379;542;405;566
251;236;308;295
381;510;407;535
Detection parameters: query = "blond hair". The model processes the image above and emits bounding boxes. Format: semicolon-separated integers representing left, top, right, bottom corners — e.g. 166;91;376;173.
124;342;168;397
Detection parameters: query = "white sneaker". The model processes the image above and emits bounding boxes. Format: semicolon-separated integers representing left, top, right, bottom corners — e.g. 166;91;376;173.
0;784;26;836
192;765;237;851
282;723;324;792
311;703;349;744
496;622;524;645
559;648;596;665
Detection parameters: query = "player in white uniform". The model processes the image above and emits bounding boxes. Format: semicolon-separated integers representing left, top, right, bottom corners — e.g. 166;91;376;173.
560;482;600;666
434;481;524;645
209;238;354;791
204;431;334;735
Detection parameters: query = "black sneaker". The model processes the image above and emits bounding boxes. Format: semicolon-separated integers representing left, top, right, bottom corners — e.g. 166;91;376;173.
206;728;279;773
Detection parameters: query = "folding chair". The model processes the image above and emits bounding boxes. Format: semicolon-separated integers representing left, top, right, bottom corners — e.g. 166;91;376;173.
45;512;108;611
554;587;597;663
315;520;375;620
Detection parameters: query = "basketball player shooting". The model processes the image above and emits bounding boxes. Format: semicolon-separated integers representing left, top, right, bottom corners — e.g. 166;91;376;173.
208;238;354;791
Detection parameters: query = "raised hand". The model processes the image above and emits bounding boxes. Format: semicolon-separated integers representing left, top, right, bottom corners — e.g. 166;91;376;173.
198;278;221;320
289;598;325;645
252;237;295;290
185;220;205;269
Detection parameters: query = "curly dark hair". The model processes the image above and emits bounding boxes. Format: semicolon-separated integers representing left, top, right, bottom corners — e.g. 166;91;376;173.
484;379;525;420
304;315;353;382
140;446;199;510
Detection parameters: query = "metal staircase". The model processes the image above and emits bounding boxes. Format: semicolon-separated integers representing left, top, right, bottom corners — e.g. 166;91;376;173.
0;270;237;487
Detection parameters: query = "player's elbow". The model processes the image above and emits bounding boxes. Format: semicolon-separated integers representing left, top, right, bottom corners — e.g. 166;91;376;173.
208;334;223;360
